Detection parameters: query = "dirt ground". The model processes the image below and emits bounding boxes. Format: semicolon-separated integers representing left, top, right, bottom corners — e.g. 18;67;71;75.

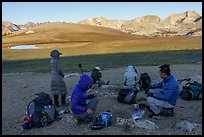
2;64;202;135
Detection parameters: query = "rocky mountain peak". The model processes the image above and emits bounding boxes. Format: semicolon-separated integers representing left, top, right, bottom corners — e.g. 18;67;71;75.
132;15;161;23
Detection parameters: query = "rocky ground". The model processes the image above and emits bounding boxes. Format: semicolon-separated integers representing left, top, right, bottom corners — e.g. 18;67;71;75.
2;64;202;135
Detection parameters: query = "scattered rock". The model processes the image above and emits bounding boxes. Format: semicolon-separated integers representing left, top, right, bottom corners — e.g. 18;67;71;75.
176;120;200;132
133;119;159;130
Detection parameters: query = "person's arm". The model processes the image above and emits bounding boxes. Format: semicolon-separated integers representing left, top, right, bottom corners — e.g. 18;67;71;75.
154;85;176;101
150;81;163;89
57;61;64;77
85;93;95;99
74;104;87;112
124;72;127;86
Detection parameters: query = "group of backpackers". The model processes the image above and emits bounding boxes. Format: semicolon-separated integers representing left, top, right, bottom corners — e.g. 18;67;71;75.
21;49;202;132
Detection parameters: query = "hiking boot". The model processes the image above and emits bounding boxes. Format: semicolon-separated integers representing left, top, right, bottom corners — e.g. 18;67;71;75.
139;103;150;109
92;116;100;125
162;108;174;117
61;94;66;106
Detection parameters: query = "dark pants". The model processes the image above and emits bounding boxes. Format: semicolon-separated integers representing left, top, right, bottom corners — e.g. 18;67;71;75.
54;94;66;106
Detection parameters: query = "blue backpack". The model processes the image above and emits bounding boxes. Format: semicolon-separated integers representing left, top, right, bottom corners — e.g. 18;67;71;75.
91;112;112;130
180;81;202;101
98;112;112;127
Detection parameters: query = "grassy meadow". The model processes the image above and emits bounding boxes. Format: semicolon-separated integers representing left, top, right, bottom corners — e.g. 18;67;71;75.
2;49;202;73
2;23;202;73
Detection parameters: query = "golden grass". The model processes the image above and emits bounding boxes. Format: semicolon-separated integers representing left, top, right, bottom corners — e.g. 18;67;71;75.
2;22;202;61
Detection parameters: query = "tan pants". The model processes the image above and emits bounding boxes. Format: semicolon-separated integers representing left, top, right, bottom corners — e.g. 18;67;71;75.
147;89;174;115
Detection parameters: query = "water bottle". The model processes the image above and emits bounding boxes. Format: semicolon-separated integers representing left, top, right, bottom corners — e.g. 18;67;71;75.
131;109;145;121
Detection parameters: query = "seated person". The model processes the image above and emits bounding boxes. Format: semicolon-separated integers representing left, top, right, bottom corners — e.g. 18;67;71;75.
124;65;138;89
146;64;179;118
91;66;109;87
70;73;98;122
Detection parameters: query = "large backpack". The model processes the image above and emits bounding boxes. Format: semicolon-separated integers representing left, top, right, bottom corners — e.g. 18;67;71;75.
22;92;59;130
117;88;138;104
180;81;202;101
138;73;151;91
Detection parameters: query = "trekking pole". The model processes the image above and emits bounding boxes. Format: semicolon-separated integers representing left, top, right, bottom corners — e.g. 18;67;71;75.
64;64;83;78
79;63;83;74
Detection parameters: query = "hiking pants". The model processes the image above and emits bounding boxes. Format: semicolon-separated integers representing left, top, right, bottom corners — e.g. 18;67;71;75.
147;89;174;115
73;97;98;122
54;94;66;106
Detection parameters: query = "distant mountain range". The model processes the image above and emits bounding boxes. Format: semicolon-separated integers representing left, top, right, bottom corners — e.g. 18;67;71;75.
2;11;202;37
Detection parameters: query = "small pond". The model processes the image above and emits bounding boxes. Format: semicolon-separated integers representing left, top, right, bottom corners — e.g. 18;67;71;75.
9;45;39;49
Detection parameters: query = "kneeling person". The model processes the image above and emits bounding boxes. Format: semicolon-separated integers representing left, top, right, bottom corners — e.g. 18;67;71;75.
146;64;179;117
70;74;98;122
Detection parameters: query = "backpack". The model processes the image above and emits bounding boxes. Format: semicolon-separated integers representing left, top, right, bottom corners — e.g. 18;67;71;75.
22;92;59;130
180;81;202;101
138;73;151;91
117;88;138;104
91;112;112;130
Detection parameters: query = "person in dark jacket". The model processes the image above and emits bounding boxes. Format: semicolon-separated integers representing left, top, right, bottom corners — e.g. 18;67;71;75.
90;66;109;87
90;66;102;84
70;73;98;122
146;64;179;117
50;50;67;107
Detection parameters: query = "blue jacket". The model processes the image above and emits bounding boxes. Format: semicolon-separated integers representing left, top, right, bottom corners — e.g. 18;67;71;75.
150;75;179;106
71;74;95;115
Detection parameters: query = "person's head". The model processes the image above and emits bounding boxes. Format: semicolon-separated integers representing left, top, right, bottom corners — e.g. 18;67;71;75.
91;66;102;83
78;73;94;91
159;64;171;79
126;65;137;73
50;50;62;58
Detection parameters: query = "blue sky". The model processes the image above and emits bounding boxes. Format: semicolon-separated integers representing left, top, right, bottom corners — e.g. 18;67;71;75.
2;2;202;25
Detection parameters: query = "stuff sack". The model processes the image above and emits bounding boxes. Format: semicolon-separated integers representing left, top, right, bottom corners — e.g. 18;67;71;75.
138;73;151;91
99;112;112;127
180;81;202;100
91;111;112;130
117;88;138;104
22;92;59;130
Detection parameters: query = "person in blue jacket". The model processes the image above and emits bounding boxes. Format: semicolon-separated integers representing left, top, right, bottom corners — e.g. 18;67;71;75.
146;64;179;117
70;73;98;122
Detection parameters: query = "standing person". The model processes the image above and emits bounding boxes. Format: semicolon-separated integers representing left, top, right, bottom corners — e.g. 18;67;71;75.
50;50;67;107
146;64;179;117
70;73;98;123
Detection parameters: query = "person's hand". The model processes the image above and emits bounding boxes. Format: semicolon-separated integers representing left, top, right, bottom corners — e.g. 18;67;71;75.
86;108;94;115
145;87;150;94
93;91;98;97
147;92;155;98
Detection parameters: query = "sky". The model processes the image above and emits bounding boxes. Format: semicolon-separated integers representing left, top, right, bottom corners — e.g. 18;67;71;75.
2;2;202;25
